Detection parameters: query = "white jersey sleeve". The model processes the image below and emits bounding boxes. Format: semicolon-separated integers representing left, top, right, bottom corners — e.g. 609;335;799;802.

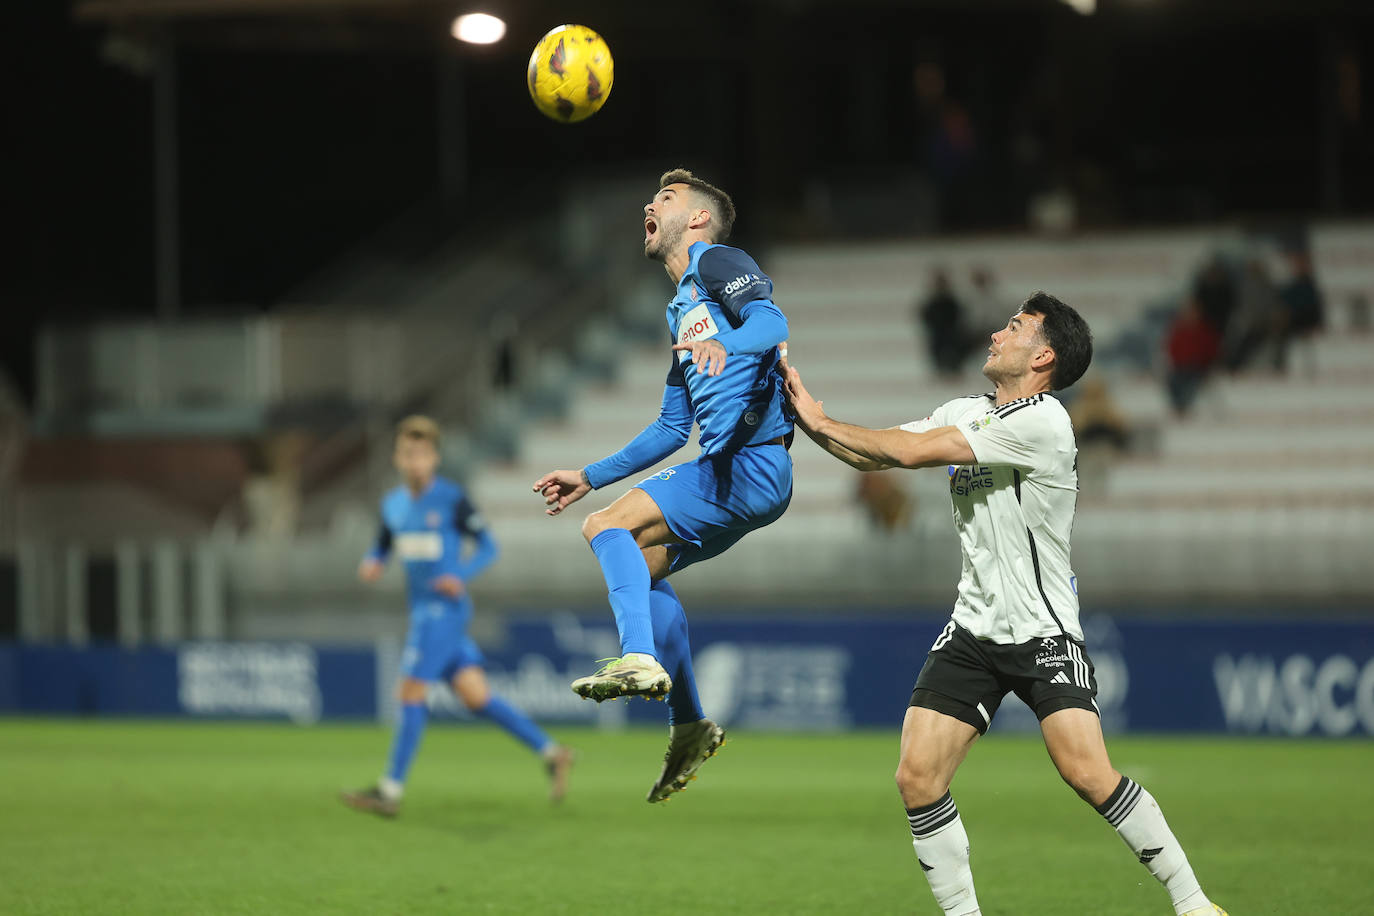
899;399;958;435
960;397;1062;473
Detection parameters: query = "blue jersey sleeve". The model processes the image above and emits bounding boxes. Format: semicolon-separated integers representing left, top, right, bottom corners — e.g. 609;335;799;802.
697;246;788;355
453;496;497;582
453;494;498;582
712;299;788;355
583;383;694;490
364;499;393;563
454;495;487;537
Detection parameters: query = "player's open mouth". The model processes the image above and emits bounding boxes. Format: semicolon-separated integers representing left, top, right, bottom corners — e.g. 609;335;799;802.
644;217;657;240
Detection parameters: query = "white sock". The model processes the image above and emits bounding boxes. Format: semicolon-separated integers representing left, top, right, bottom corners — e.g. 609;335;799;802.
907;793;981;916
378;776;404;801
1097;776;1210;915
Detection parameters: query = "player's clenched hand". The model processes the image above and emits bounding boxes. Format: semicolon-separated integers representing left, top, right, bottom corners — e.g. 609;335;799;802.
783;366;827;431
432;574;466;598
531;469;592;517
671;338;728;376
358;558;384;583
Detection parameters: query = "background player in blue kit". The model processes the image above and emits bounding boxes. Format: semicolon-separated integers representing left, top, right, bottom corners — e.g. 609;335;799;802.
342;416;573;817
533;169;793;802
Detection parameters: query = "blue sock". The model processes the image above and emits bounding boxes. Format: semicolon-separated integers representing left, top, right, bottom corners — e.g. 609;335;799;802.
589;528;656;657
386;703;429;784
478;694;552;754
649;579;704;726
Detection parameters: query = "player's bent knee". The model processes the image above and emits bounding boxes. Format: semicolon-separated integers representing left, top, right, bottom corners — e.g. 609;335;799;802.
1058;760;1116;803
397;678;429;705
581;510;610;543
452;667;491;711
895;758;947;807
458;686;490;712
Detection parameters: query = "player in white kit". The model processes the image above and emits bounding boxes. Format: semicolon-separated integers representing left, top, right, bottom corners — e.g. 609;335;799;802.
785;293;1225;916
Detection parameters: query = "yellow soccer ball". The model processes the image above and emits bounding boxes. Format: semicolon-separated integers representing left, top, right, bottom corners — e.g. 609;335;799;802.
527;24;613;123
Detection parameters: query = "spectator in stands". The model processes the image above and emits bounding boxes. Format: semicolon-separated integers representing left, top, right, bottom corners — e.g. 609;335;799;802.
1165;298;1223;416
1274;248;1324;375
490;314;520;390
1192;255;1237;338
1068;376;1132;453
855;469;913;533
1350;292;1371;332
915;267;968;377
1068;376;1132;500
965;265;1007;344
1224;258;1283;371
241;431;307;537
912;61;979;230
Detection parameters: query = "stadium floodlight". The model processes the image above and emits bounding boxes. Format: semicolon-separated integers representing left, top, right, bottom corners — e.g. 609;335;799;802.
452;13;506;45
1061;0;1095;13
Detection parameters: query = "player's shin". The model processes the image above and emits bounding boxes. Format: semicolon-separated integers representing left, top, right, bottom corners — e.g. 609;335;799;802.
907;793;981;916
384;702;429;797
649;578;703;725
1096;776;1212;915
589;528;656;658
478;694;553;754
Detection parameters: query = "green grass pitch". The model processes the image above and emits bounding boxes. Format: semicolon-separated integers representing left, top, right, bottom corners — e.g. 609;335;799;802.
2;719;1371;914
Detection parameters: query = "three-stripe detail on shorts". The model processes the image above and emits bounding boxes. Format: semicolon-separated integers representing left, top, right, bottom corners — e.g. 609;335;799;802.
1066;639;1090;688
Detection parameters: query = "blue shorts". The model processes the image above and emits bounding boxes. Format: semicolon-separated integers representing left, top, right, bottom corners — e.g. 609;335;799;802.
400;601;484;682
635;442;792;574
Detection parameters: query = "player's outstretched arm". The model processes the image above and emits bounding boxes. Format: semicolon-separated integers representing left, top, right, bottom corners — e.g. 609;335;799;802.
532;382;695;516
785;366;976;470
783;366;890;471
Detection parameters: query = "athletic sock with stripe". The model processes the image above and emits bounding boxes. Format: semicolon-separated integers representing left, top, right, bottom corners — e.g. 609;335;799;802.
1096;776;1210;915
906;792;981;916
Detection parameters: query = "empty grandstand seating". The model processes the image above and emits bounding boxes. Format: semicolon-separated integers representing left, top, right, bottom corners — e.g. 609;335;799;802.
467;224;1374;605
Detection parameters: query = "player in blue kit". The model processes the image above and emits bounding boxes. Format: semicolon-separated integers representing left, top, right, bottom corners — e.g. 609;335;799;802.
342;416;573;817
533;169;793;801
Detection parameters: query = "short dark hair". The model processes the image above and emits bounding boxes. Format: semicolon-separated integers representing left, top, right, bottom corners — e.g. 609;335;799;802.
1020;291;1092;390
659;168;736;242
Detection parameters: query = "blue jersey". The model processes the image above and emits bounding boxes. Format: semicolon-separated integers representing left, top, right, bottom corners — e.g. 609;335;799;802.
666;242;793;454
366;476;498;609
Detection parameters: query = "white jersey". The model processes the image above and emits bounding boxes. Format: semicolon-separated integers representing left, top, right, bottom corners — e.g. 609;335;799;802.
903;392;1081;644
